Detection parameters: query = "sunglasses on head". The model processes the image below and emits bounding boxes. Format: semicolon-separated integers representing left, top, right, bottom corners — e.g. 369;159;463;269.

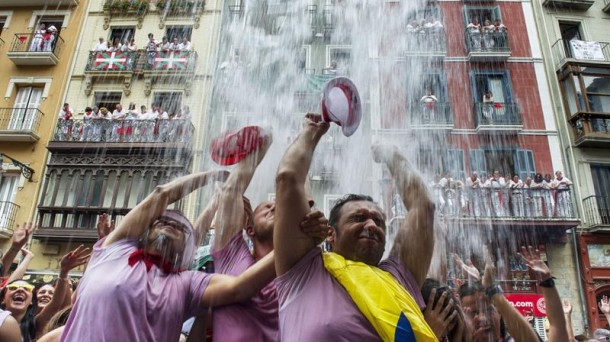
7;283;35;292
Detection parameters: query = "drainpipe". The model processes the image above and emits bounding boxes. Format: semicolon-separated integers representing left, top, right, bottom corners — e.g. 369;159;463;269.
571;227;590;333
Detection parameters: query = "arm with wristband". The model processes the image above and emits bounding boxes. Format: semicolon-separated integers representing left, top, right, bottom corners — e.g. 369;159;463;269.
518;245;569;342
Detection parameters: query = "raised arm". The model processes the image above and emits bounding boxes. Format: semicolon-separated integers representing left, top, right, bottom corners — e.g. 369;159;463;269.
202;251;275;307
35;245;90;339
104;170;228;247
482;254;540;342
2;223;34;276
210;132;271;251
193;183;222;245
519;246;569;342
6;248;35;284
274;114;329;276
373;144;435;287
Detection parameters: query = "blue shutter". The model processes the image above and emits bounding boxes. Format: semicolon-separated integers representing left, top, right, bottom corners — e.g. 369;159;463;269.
445;149;465;180
515;149;536;180
469;149;487;176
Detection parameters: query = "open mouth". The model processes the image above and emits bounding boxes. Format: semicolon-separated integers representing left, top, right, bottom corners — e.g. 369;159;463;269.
12;293;27;305
39;296;51;304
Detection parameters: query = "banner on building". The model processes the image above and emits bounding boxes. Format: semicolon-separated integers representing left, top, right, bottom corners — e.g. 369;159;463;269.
504;293;546;316
153;51;190;70
93;51;130;70
569;40;605;61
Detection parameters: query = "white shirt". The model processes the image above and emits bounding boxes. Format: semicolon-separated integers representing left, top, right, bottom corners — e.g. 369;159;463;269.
59;108;73;119
552;176;573;189
420;94;438;103
112;110;126;120
94;42;108;51
484;177;506;188
179;41;192;51
467;23;481;33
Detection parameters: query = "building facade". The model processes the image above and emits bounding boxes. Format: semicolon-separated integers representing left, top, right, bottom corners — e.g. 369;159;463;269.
29;0;223;270
531;0;610;332
0;0;89;268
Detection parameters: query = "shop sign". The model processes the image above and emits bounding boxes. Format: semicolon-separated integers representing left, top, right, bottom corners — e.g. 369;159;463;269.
504;293;546;317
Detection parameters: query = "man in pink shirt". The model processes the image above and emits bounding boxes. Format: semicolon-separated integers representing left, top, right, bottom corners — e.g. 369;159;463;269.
273;114;436;341
60;170;276;342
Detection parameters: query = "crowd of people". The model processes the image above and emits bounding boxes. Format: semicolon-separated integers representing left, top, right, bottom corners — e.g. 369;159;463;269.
92;34;192;53
29;24;59;53
466;17;509;50
429;170;574;219
56;102;192;142
0;113;597;342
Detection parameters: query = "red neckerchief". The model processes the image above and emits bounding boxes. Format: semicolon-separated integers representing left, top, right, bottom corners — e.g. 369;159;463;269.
128;249;183;274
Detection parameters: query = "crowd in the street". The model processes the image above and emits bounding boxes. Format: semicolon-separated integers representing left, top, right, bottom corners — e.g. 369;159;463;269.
428;170;574;219
0;113;597;342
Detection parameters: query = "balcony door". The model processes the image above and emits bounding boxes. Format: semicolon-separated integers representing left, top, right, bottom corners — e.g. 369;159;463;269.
9;87;43;130
591;164;610;224
0;174;18;229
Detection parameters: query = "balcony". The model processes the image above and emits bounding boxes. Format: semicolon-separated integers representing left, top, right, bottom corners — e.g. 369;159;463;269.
85;50;138;73
143;51;198;95
103;0;150;29
542;0;595;11
405;31;447;60
465;31;510;62
474;102;522;132
442;188;579;229
0;108;44;142
552;39;610;71
583;196;610;230
7;33;64;66
156;0;205;28
49;118;194;152
0;201;20;238
0;0;78;6
35;208;127;242
407;101;453;129
570;114;610;147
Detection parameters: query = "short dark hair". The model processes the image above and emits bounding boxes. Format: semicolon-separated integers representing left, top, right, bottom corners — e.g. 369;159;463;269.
328;194;376;230
458;281;484;299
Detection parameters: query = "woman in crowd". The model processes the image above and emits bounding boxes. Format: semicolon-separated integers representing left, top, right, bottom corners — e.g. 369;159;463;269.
0;245;88;341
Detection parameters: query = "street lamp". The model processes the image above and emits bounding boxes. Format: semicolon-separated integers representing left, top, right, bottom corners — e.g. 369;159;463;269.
0;153;34;181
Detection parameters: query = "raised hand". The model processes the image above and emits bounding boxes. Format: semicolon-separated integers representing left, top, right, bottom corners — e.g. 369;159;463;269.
300;210;330;245
11;222;36;248
59;245;91;277
21;248;35;259
599;295;610;315
97;213;115;239
518;245;551;280
303;113;330;138
423;289;457;340
371;142;398;164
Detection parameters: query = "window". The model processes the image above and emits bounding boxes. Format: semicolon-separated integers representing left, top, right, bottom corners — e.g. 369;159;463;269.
10;87;43;130
559;21;583;59
109;26;135;46
463;6;501;26
35;16;64;36
469;148;535;180
0;17;5;35
153;92;182;115
326;46;350;74
166;26;192;41
559;69;610;121
94;92;122;112
471;71;513;104
0;174;19;229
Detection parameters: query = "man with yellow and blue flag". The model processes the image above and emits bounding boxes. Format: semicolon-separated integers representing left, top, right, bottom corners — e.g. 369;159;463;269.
273;113;438;341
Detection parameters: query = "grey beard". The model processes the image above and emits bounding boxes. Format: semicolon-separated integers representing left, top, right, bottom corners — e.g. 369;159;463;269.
153;233;168;250
151;233;182;269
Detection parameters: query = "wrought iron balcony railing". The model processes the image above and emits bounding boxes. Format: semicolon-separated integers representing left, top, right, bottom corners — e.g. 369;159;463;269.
103;0;150;16
85;50;139;72
436;187;576;220
9;32;64;56
0;201;20;232
52;118;194;144
85;50;198;72
0;107;44;135
465;30;510;54
405;31;447;55
408;101;453;126
156;0;205;16
583;195;610;228
551;39;610;69
474;102;522;127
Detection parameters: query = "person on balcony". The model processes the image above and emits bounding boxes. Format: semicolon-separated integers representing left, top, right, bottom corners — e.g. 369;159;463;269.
93;37;108;52
529;173;546;218
466;18;481;50
543;174;555;218
179;37;192;51
466;172;489;217
169;37;180;51
423;16;444;50
509;174;525;217
30;23;46;52
484;170;508;217
552;170;573;218
108;38;122;52
482;91;495;121
157;36;171;51
42;26;57;53
482;19;496;50
146;33;157;67
111;104;126;142
420;89;438;123
493;19;508;48
81;107;95;142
